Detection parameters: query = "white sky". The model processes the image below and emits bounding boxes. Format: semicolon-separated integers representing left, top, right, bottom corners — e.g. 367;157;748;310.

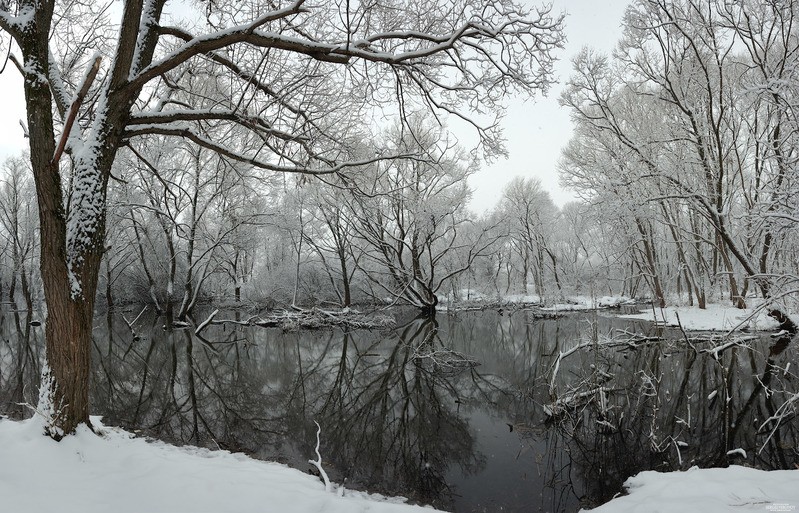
467;0;631;213
0;0;630;211
0;62;25;162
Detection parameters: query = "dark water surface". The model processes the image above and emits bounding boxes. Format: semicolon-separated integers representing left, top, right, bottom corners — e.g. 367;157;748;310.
1;307;797;512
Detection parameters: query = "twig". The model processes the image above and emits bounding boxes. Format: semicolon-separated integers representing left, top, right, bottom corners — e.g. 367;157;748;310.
549;340;593;396
309;421;333;493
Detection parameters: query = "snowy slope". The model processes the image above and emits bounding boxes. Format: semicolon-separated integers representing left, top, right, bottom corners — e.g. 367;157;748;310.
619;304;781;332
0;416;438;513
583;465;799;513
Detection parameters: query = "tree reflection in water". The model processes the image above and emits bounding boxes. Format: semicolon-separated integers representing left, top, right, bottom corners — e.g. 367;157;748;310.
0;309;43;418
0;308;797;512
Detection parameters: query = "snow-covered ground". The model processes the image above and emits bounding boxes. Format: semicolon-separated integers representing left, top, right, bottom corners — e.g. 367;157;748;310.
583;465;799;512
6;415;797;513
619;303;782;332
437;289;542;305
440;289;637;310
542;295;635;311
0;416;437;513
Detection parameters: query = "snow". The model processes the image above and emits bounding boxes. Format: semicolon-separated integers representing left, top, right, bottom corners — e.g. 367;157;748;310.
619;304;781;331
129;0;158;79
0;416;439;513
34;362;64;437
66;92;111;299
440;291;636;310
0;4;35;32
542;295;635;311
20;58;49;86
583;466;799;513
502;293;542;304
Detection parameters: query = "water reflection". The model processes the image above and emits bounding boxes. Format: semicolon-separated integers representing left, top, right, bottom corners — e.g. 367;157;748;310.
0;310;42;418
0;308;797;512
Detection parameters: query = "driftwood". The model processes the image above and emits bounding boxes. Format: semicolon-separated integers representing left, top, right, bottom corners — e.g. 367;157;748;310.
527;309;566;320
443;299;542;312
217;308;396;331
164;308;396;332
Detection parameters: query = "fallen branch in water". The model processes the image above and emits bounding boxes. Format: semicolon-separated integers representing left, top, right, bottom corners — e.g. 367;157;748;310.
253;308;395;331
195;309;219;335
410;345;480;375
122;306;147;340
757;390;799;454
701;337;758;360
549;340;595;397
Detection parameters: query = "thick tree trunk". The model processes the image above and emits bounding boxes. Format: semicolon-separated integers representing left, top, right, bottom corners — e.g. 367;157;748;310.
23;19;123;436
18;4;93;436
41;284;95;437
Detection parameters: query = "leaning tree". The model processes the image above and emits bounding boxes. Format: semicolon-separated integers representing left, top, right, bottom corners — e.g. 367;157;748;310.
0;0;564;437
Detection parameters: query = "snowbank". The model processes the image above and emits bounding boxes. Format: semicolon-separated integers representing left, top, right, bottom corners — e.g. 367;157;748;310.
501;293;542;304
440;291;637;311
583;465;799;512
542;296;635;312
619;304;781;331
0;416;437;513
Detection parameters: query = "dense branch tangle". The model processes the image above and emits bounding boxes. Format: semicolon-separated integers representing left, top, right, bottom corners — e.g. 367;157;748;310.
559;0;799;314
116;0;564;169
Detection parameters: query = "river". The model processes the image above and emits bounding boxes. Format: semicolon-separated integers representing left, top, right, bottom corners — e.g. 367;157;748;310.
1;306;796;512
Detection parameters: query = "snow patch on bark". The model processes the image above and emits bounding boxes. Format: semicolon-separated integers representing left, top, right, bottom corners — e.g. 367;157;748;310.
0;5;35;33
129;0;158;79
66;93;109;299
36;361;65;439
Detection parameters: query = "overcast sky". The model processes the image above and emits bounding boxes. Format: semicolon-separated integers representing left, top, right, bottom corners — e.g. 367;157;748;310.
0;0;631;211
0;56;25;163
467;0;631;213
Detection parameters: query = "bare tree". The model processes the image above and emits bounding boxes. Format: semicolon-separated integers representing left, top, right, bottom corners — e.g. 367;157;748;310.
497;176;562;300
347;123;499;314
301;181;363;307
560;0;799;315
0;156;38;312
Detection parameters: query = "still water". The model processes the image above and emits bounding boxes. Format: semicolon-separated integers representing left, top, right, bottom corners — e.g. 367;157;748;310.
1;307;797;512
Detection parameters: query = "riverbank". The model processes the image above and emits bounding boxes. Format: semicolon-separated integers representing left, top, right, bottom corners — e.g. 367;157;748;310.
0;416;437;513
5;414;797;513
583;465;799;512
619;303;789;332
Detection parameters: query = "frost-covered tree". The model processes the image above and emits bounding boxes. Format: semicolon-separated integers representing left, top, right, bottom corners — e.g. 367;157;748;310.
496;176;561;299
560;0;799;314
0;0;564;435
347;123;496;314
300;181;364;308
0;156;38;312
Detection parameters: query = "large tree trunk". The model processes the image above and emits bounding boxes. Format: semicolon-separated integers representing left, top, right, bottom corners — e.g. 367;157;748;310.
36;153;108;437
18;4;91;436
40;278;96;437
24;17;125;437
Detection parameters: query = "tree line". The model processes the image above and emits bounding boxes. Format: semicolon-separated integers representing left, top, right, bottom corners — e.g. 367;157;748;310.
561;0;799;315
